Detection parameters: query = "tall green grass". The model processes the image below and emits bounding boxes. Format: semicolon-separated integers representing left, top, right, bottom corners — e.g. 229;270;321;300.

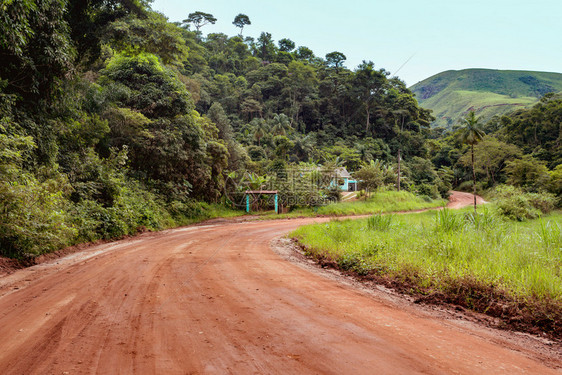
318;191;445;215
366;212;393;231
291;208;562;336
262;190;445;219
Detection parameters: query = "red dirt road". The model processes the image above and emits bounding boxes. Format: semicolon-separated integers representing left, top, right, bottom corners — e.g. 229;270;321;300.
0;197;560;374
447;190;486;209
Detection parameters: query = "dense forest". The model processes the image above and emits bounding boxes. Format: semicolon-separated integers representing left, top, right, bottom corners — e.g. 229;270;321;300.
1;1;561;258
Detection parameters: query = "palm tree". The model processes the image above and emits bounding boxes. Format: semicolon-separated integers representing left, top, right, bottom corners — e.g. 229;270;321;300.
460;111;485;212
253;126;265;146
293;134;314;161
392;109;409;191
271;114;291;136
251;119;268;146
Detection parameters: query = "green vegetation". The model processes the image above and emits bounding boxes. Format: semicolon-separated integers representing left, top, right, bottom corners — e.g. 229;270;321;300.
490;185;557;221
431;93;562;197
411;69;562;128
0;1;446;258
459;111;485;212
315;190;444;215
262;190;445;219
1;1;561;268
291;208;562;337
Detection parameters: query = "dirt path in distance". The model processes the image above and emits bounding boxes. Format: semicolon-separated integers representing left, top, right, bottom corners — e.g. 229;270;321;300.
447;190;486;209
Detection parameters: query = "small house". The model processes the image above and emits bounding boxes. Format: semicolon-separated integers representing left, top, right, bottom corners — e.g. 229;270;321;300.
333;167;357;192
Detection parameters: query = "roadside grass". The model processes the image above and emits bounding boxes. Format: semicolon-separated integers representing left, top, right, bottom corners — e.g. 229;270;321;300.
291;208;562;338
260;190;445;219
175;202;246;226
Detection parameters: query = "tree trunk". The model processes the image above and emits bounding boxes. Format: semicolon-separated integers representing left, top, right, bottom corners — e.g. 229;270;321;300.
365;105;370;134
472;144;477;213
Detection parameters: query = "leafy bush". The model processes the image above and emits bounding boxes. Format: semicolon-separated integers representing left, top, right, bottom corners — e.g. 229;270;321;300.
495;195;540;221
72;200;128;240
324;186;342;202
0;123;76;257
526;192;557;213
415;183;440;199
0;176;77;257
493;185;557;221
457;180;473;192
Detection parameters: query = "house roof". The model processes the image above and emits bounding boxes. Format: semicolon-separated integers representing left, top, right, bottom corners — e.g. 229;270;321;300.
334;167;352;178
314;166;352;178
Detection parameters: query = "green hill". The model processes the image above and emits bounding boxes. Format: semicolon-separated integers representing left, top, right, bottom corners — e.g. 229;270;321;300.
410;69;562;128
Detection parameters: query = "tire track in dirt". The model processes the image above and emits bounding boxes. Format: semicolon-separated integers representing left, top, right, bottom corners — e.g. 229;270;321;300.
0;194;559;374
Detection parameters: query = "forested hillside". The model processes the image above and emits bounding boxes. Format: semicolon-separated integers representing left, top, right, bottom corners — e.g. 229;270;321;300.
0;1;438;258
411;69;562;128
1;1;561;259
430;93;562;197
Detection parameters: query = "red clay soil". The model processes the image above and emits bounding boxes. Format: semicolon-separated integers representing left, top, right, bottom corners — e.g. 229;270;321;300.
447;190;486;209
0;192;559;374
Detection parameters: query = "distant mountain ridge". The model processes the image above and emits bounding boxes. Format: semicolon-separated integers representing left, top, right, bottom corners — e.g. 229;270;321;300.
409;69;562;128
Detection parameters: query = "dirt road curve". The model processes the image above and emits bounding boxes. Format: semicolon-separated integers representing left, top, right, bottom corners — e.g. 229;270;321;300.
0;197;560;374
447;191;486;209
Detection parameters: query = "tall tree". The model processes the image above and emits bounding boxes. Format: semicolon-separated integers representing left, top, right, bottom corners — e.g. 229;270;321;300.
66;0;147;62
278;38;295;52
256;32;275;62
232;14;251;35
460;111;485;212
104;11;188;66
0;0;76;103
207;102;233;141
353;61;388;134
271;113;291;136
251;118;268;146
282;61;318;126
459;136;521;186
355;161;385;198
325;51;346;71
295;46;314;61
183;11;217;34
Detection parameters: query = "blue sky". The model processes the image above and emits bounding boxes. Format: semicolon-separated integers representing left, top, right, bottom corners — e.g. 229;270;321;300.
151;0;561;86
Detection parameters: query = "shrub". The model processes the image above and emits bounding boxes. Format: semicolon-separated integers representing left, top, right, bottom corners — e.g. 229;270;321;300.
415;183;440;199
495;194;541;221
457;180;473;192
526;192;557;214
419;194;433;202
324;186;342;202
493;185;557;221
0;178;76;257
0;126;76;257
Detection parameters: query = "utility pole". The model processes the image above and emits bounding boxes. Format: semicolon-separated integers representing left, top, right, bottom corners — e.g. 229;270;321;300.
397;148;401;191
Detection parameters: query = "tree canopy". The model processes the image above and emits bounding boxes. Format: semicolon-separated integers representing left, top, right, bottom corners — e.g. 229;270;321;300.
183;11;217;33
232;14;251;35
